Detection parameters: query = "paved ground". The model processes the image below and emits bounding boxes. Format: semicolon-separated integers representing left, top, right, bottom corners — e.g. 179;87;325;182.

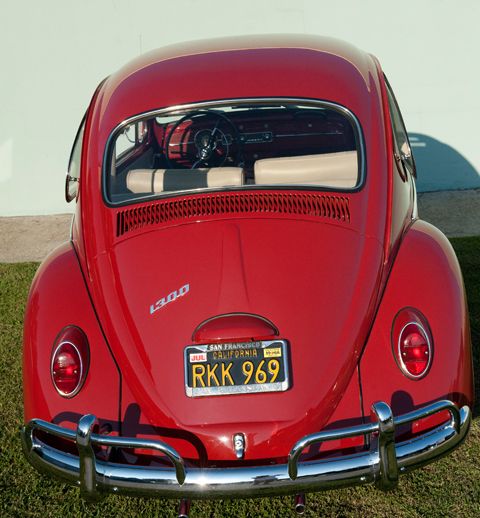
0;214;73;263
0;190;478;263
417;189;479;238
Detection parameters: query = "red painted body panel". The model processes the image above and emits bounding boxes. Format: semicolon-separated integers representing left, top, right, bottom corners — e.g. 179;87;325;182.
96;216;382;459
23;243;120;430
23;36;472;472
360;221;474;415
74;37;390;460
119;365;365;463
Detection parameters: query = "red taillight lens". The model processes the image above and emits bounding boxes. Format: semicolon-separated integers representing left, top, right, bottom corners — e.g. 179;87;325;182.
392;309;433;379
51;326;89;397
399;323;430;376
52;343;82;395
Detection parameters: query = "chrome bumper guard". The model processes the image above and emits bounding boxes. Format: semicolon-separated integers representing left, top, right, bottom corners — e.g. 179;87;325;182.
21;400;471;500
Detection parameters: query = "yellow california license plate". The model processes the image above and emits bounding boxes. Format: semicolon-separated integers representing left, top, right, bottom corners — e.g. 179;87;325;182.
184;340;290;397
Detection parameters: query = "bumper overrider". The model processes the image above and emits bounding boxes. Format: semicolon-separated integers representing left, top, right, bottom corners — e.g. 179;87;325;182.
21;400;470;501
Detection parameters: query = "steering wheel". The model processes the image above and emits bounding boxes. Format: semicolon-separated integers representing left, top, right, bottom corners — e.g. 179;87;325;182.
164;110;243;168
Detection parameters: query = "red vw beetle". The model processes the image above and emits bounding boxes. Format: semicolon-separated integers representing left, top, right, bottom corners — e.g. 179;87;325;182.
22;35;473;516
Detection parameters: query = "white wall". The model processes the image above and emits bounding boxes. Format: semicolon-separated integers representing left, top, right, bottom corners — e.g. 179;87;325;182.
1;0;479;216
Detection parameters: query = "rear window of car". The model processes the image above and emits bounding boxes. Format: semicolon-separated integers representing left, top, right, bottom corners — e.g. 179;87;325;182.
104;99;364;205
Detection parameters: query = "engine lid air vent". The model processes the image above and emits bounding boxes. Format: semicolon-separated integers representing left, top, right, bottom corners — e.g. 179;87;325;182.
116;191;350;237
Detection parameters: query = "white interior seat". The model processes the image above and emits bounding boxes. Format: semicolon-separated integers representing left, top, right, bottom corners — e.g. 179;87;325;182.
126;167;244;193
254;151;358;188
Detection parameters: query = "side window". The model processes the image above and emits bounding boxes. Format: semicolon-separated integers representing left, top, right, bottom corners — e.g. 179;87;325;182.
115;121;148;159
384;77;416;177
66;117;86;202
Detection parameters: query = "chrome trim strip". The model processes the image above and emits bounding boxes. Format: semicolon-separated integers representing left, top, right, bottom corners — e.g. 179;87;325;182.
394;399;461;432
77;415;99;500
21;400;470;500
102;97;366;207
22;416;186;489
371;401;398;489
288;420;378;481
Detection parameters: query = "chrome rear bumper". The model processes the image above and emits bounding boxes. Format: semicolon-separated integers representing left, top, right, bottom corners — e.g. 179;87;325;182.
21;400;470;500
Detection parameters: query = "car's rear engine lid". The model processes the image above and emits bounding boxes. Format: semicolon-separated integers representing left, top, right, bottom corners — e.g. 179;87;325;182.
94;216;384;459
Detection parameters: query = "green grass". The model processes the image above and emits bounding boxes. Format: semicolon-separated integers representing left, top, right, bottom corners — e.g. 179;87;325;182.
1;237;479;517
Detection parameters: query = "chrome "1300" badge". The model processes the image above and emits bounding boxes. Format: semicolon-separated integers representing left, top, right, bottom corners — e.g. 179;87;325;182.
150;284;190;315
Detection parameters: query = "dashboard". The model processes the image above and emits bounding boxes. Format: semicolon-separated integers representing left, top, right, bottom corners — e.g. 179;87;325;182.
154;107;356;173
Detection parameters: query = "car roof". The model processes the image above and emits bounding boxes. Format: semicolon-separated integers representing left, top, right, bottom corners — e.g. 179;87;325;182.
110;34;372;82
83;36;390;259
96;35;381;134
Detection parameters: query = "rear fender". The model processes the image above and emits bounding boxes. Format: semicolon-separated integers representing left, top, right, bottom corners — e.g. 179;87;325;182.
23;242;121;432
360;220;473;427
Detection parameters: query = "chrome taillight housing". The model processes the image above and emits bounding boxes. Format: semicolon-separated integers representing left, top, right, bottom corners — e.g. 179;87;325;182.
51;326;89;397
392;308;433;379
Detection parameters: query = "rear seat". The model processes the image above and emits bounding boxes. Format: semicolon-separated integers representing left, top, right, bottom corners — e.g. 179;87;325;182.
126;152;357;193
126;167;244;193
254;151;358;188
